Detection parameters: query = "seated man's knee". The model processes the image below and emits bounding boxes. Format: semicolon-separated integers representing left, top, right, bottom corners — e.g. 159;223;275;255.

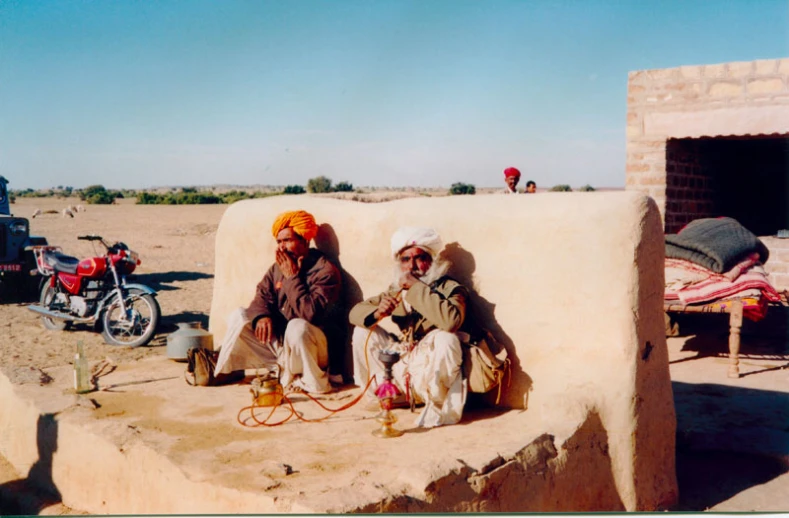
432;331;463;359
284;318;310;342
352;326;372;347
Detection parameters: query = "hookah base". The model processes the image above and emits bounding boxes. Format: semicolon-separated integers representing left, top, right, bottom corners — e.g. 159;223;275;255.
372;426;405;438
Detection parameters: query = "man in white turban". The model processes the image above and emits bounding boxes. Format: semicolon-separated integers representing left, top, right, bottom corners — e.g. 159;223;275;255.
348;227;469;427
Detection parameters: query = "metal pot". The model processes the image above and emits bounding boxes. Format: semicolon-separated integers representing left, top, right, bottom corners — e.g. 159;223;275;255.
167;322;213;361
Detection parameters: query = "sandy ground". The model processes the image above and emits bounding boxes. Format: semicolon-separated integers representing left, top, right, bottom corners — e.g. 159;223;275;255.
1;195;788;513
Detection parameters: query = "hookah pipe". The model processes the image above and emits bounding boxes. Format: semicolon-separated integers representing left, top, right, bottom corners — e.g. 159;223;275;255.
237;293;405;428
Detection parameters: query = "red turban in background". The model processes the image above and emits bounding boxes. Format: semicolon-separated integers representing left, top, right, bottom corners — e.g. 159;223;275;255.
504;167;521;179
271;210;319;242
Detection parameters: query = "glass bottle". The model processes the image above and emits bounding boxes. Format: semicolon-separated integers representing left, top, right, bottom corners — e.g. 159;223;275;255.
74;340;91;394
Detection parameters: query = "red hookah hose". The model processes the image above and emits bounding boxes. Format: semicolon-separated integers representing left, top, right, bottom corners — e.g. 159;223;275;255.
237;320;382;428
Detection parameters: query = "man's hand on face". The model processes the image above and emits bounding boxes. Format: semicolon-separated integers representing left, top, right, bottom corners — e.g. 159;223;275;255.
254;316;273;345
373;293;399;321
276;249;302;279
398;272;421;290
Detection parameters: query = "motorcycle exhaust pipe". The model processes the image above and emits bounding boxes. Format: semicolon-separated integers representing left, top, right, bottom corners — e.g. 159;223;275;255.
27;305;96;324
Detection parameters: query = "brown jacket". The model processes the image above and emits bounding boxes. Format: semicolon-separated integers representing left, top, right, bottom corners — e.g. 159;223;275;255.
349;276;468;342
246;249;342;338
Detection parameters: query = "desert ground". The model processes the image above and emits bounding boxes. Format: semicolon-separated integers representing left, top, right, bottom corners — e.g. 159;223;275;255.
1;194;788;514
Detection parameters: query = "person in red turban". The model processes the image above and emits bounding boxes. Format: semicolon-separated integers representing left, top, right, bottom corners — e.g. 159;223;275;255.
214;209;343;394
503;167;521;194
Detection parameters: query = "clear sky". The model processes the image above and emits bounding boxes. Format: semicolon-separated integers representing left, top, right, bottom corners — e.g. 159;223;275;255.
2;0;788;190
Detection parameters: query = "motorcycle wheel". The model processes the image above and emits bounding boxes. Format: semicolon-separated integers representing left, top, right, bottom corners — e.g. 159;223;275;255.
39;283;71;331
101;288;160;347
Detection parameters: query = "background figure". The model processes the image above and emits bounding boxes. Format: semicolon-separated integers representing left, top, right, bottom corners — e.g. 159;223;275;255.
526;180;537;193
214;210;342;394
503;167;521;194
349;227;471;428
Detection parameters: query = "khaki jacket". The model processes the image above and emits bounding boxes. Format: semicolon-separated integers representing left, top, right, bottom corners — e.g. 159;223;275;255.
349;276;469;342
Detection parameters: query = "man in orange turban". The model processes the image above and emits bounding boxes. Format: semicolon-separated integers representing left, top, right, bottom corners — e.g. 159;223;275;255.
503;167;521;194
215;210;343;393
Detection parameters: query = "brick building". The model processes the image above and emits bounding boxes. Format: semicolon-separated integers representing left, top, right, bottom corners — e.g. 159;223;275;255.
625;57;789;290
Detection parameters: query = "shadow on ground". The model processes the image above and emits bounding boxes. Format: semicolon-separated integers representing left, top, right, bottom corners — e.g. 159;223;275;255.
129;271;213;292
0;414;66;515
673;381;789;510
675;448;787;511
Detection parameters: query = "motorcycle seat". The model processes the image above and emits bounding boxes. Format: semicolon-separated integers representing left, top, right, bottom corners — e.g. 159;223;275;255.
45;252;80;274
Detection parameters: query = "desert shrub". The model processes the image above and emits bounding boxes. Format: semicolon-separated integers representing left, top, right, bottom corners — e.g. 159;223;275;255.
307;176;333;193
79;185;108;201
549;184;572;192
334;181;354;192
87;190;116;204
577;185;596;192
283;185;306;194
449;182;476;195
135;190;278;205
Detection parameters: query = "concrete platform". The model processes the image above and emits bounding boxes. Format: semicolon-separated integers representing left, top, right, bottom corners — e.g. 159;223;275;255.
0;356;630;514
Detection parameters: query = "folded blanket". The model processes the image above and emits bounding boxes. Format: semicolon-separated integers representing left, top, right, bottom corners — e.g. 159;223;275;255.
675;264;781;305
665;217;769;273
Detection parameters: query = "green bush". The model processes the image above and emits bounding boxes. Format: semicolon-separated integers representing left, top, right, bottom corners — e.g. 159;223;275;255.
87;190;116;204
449;182;476;195
334;181;354;192
578;185;596;192
283;185;306;194
549;184;572;192
135;190;279;205
307;176;333;193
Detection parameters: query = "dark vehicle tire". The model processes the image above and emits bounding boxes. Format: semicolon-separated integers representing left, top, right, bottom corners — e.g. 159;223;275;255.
39;283;71;331
101;288;160;347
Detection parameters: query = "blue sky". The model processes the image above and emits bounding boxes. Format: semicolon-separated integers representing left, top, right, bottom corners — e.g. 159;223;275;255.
1;0;788;190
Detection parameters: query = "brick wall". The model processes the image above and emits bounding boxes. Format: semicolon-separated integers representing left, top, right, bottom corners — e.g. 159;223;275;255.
625;57;789;290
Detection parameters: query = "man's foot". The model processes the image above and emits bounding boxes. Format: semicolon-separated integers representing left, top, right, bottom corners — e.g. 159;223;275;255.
287;377;332;395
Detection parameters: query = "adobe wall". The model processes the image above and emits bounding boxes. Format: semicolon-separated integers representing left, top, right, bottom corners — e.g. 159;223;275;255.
209;192;678;510
625;57;789;290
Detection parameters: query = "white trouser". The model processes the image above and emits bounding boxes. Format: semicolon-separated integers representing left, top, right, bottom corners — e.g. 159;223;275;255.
351;326;467;428
215;308;330;393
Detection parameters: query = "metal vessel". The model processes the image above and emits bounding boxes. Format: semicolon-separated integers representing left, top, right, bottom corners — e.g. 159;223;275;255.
167;322;213;361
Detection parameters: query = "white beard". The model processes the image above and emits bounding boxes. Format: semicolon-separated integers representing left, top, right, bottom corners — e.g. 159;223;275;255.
391;256;450;294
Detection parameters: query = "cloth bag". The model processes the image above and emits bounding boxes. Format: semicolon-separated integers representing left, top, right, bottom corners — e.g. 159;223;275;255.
461;329;510;403
185;347;217;386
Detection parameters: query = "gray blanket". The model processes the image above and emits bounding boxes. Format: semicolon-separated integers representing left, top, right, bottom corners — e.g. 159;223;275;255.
665;217;769;273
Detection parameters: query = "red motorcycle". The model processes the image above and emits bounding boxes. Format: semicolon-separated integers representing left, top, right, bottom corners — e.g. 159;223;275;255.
28;235;160;347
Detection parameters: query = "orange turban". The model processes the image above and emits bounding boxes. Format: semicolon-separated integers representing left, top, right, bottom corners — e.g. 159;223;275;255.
271;210;318;242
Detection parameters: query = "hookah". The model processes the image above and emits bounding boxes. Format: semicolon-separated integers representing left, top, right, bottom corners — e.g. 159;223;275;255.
372;349;404;438
249;365;284;407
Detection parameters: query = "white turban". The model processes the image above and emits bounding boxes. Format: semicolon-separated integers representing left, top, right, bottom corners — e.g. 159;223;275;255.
390;227;443;259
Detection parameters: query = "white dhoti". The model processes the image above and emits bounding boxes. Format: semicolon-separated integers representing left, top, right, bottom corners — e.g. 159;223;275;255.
351;326;467;428
215;308;330;393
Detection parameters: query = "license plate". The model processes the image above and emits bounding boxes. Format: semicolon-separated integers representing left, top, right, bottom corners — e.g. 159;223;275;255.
0;264;22;272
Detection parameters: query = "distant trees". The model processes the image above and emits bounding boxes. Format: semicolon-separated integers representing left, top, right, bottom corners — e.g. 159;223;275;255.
577;184;596;192
135;189;278;205
283;185;306;194
78;185;116;204
549;184;572;192
306;176;355;193
307;176;333;193
449;182;476;195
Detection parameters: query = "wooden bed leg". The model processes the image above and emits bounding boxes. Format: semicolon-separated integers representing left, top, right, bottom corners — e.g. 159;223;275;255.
728;300;744;378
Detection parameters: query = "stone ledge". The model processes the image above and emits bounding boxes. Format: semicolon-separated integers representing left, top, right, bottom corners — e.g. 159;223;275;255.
0;356;648;513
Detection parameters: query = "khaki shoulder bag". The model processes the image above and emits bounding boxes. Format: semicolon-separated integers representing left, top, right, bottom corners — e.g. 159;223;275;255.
461;329;510;404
